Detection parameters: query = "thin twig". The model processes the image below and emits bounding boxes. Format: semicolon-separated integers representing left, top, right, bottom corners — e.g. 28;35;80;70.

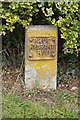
0;50;5;54
9;57;24;94
0;49;9;56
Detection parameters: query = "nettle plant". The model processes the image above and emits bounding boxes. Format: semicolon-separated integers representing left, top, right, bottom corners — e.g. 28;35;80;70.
1;2;80;56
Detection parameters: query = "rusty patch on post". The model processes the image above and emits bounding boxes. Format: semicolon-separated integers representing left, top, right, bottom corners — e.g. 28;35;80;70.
27;36;56;60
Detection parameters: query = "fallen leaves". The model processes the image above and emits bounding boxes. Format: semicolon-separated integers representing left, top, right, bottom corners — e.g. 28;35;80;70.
2;66;21;93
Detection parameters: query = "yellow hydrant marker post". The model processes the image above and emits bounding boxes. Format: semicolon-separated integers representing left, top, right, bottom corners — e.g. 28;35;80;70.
25;25;58;90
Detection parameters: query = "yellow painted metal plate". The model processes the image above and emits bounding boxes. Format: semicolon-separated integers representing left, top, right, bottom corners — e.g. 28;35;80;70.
27;36;56;60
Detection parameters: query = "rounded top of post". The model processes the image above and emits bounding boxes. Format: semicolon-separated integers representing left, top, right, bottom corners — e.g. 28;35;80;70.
26;25;57;31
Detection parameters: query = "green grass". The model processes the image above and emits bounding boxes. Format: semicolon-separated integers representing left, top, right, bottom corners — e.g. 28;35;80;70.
2;90;78;118
52;89;78;118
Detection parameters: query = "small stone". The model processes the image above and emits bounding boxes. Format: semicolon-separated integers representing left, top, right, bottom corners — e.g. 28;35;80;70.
28;94;31;98
59;84;61;87
44;98;47;103
66;84;68;87
71;86;78;91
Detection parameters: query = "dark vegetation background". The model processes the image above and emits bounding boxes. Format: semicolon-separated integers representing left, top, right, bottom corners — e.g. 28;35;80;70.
2;2;80;118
